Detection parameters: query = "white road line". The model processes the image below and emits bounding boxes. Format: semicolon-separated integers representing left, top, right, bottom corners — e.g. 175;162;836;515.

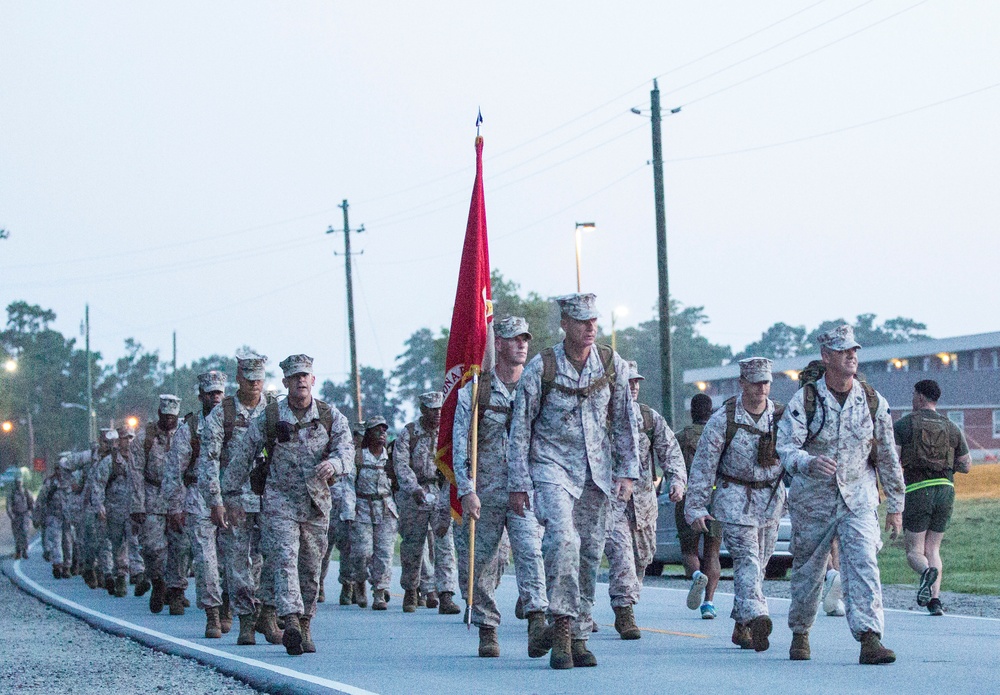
12;553;378;695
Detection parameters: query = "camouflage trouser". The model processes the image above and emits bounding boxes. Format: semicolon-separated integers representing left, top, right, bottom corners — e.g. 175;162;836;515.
534;478;609;640
268;513;329;618
80;512;102;571
10;513;30;556
467;504;547;628
321;518;353;589
220;512;268;617
722;521;778;624
106;510;131;577
161;517;190;591
44;514;74;566
397;494;458;594
349;514;398;590
788;493;884;640
453;513;510;603
605;497;640;607
140;514;168;582
420;533;434;593
128;519;144;575
188;514;223;609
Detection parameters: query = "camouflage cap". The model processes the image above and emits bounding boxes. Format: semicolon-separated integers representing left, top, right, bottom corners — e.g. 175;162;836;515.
419;391;444;409
236;349;268;380
739;357;774;383
555;293;599;321
159;394;182;415
104;429;119;441
495;316;532;340
365;415;388;431
197;370;228;393
817;324;861;351
279;354;314;378
350;421;367;436
627;360;644;381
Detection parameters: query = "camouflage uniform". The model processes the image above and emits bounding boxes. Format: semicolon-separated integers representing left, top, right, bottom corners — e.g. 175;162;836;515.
395;419;458;596
6;481;34;558
222;396;353;619
452;370;545;628
348;447;396;591
321;471;355;594
40;471;75;568
606;400;685;607
199;394;270;618
777;379;905;640
508;341;641;640
131;421;187;590
166;413;222;610
90;448;134;578
685;393;785;625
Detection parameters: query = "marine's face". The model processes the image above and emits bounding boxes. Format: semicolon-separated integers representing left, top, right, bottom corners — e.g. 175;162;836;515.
496;335;530;366
561;316;597;349
367;425;388;447
201;389;225;409
421;406;442;429
629;379;641;400
282;372;315;400
237;371;264;401
740;378;771;402
159;413;179;430
823;347;859;378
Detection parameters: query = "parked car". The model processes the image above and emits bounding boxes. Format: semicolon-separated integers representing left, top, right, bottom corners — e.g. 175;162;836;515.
647;486;793;579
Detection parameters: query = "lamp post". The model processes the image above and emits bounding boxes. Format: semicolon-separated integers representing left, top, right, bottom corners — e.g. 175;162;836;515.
574;222;595;292
611;306;629;353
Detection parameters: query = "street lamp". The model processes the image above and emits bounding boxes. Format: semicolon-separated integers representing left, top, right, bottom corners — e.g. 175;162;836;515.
1;421;12;433
126;416;139;430
574;222;596;292
611;306;629;352
3;359;15;373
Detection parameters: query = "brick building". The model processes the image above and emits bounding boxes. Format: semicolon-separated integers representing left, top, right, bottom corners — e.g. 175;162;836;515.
684;331;1000;459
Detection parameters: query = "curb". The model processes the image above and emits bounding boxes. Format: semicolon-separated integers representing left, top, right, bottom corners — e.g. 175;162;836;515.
2;549;374;695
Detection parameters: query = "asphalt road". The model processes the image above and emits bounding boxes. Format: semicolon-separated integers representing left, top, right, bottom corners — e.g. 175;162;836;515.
7;545;998;695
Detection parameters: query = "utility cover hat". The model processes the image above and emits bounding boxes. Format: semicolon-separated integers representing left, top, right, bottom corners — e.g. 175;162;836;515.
279;354;314;378
159;394;182;415
738;357;774;384
236;349;268;380
555;293;599;321
817;324;861;351
495;316;532;340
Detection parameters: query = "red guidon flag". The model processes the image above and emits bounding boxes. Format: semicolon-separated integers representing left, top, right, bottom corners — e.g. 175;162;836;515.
437;134;494;522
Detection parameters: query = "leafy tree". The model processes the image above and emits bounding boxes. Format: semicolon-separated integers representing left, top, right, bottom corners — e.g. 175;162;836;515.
320;366;403;428
391;327;449;413
732;322;809;360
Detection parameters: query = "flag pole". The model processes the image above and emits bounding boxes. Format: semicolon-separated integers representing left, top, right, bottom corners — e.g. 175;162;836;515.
466;371;480;629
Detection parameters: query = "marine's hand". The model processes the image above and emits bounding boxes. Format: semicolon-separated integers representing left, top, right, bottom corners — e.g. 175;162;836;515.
613;477;634;503
225;502;245;528
808;455;838;477
315;460;335;483
412;488;427;506
210;504;228;530
885;512;902;541
691;514;715;534
668;482;685;503
461;492;481;521
97;506;107;522
508;491;531;517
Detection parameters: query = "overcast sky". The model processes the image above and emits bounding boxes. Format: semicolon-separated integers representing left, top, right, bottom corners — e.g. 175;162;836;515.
2;1;998;388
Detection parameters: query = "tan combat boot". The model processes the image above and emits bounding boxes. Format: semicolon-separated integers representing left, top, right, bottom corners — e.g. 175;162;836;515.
527;612;551;658
220;592;232;634
317;585;325;603
749;614;773;652
403;588;418;613
355;583;368;608
83;568;98;589
859;631;896;665
571;639;597;667
149;577;166;614
105;574;116;594
300;615;316;653
790;632;811;660
424;591;438;609
339;583;354;606
438;591;461;615
134;572;151;597
114;575;128;598
372;589;388;611
613;605;641;640
282;614;303;656
257;604;284;645
353;582;365;605
549;616;573;670
478;626;500;657
169;588;185;616
732;623;752;649
237;613;256;645
205;607;222;639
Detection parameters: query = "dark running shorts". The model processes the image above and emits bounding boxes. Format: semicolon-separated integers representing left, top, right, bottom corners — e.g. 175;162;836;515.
903;483;955;534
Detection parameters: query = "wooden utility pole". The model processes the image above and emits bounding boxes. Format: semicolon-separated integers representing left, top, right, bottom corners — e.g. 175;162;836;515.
650;79;675;425
327;200;364;422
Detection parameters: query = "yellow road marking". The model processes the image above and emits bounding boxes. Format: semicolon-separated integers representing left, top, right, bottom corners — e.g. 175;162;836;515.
600;623;709;639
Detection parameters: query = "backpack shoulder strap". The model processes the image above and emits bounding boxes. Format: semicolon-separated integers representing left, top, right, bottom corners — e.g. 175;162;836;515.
859;381;879;424
264;401;280;458
803;382;820;444
720;397;739;458
539;348;557;400
406;421;418;457
477;371;493;419
638;403;655;435
315;399;334;435
221;396;237;446
597;343;615;382
143;423;158;460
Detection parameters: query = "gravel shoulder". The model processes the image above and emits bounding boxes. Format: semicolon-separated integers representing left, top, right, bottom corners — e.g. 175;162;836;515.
0;515;263;695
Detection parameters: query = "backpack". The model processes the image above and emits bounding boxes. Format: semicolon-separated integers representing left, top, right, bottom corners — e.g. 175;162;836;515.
901;410;954;472
799;360;879;465
719;396;785;467
536;344;617;431
385;421;424;493
250;399;335;495
476;371;514;430
181;412;201;486
677;424;704;472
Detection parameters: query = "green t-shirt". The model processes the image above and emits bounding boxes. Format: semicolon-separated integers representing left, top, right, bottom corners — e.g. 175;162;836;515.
893;409;969;486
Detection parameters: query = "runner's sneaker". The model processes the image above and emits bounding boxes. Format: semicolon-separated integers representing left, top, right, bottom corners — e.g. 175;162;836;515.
700;602;717;619
828;599;845;617
822;570;844;616
927;598;944;616
687;571;708;610
917;567;938;607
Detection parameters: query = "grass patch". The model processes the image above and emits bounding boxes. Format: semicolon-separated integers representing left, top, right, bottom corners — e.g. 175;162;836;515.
879;498;1000;595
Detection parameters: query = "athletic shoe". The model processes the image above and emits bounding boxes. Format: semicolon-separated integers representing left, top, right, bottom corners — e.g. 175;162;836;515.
822;570;843;615
828;599;845;617
917;567;938;607
927;598;944;616
687;571;708;610
700;602;717;620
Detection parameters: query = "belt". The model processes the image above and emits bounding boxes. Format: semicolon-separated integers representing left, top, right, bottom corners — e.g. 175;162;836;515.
905;478;953;494
717;472;779;490
144;477;162;488
357;492;391;500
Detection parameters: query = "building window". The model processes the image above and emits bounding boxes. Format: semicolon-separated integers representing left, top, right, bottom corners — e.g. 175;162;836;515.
994;410;1000;439
948;411;965;433
974;351;981;371
888;358;908;372
993;351;999;370
922;356;931;372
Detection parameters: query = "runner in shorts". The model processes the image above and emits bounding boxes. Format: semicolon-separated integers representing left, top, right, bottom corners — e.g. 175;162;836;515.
893;379;971;616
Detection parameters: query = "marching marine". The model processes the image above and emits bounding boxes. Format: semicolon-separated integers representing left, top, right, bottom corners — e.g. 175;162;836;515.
90;427;136;596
